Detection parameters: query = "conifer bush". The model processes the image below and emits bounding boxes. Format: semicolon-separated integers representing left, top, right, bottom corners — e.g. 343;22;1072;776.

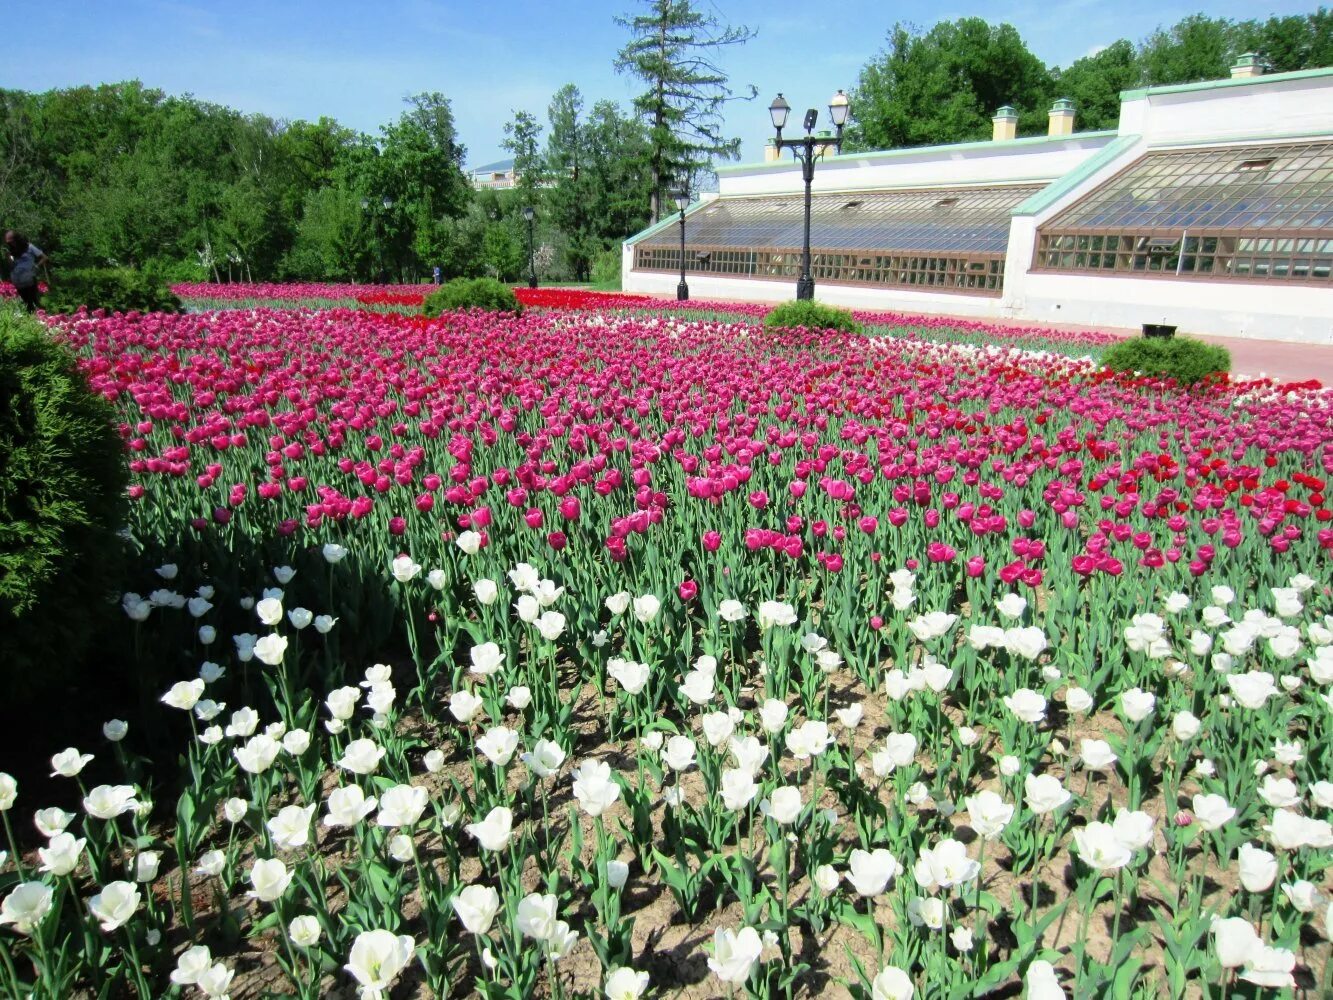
0;308;127;697
1101;335;1231;387
763;299;863;335
422;277;522;317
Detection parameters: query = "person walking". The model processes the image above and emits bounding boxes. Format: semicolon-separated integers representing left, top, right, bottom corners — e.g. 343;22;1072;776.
3;230;48;312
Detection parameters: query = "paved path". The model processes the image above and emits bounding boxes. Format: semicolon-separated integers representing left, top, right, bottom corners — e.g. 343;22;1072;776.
975;315;1333;385
637;291;1333;386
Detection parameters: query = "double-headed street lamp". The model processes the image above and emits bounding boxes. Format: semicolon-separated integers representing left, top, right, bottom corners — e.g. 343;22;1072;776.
674;189;690;300
361;195;394;282
522;206;537;289
769;89;851;300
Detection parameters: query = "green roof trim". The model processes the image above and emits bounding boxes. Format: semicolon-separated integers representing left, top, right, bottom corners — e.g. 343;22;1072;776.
1119;64;1333;102
1151;128;1333;148
623;200;708;247
1011;135;1142;217
715;130;1118;175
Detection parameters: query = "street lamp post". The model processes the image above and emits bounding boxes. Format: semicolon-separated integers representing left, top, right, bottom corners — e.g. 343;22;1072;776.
522;206;537;289
769;89;850;300
674;189;690;301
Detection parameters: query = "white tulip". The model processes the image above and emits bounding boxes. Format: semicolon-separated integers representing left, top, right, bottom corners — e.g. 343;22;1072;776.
760;786;802;824
572;759;621;817
707;925;763;984
289;914;322;948
344;930;415;997
465;806;513;851
337;738;385;775
847;848;900;896
632;594;661;623
377;785;429;828
247;858;292;903
88;880;140;931
453;884;501;935
390;555;422;583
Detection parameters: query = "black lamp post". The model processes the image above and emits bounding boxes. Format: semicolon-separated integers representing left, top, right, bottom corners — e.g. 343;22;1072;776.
769;89;850;300
522;206;537;288
674;189;690;300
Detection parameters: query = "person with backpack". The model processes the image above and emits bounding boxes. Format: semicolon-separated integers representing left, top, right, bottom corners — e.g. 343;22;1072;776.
3;231;48;311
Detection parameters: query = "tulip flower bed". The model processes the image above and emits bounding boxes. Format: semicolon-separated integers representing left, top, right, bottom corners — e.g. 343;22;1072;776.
170;282;1122;358
2;304;1331;1000
172;282;438;313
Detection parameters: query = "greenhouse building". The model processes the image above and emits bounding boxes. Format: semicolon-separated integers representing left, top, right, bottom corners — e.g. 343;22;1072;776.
622;60;1333;343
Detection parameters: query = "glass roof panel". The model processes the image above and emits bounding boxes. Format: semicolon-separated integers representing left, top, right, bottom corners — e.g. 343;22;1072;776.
1045;140;1333;232
637;185;1044;255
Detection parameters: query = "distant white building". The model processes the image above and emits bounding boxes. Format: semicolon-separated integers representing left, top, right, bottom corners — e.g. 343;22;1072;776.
468;158;518;190
624;58;1333;344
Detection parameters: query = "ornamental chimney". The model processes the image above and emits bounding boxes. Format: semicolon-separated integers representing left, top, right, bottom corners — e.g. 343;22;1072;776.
1048;98;1076;136
992;106;1018;142
1231;53;1266;79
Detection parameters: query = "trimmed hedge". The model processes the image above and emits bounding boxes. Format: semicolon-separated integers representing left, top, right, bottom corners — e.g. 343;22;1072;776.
763;300;863;335
422;278;522;317
0;308;127;697
44;267;183;315
1101;335;1231;387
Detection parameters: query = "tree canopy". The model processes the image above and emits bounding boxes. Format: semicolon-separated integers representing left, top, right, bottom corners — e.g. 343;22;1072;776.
614;0;756;222
847;9;1333;150
4;8;1330;279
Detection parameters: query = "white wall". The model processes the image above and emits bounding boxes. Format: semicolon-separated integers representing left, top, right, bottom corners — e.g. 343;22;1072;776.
1019;272;1333;343
1119;74;1333;145
718;135;1115;197
624;270;1004;318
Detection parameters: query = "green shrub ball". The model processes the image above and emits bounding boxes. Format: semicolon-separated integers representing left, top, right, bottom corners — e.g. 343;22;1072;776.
763;300;863;335
1102;335;1231;387
422;278;523;317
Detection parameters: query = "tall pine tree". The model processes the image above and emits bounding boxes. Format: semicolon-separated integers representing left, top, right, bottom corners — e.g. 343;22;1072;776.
614;0;756;222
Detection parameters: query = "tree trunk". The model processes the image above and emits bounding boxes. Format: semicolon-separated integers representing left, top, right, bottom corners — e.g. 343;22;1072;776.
650;9;667;224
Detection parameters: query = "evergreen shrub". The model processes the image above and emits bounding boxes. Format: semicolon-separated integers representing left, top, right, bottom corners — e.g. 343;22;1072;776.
0;308;127;698
763;300;863;335
422;277;522;317
1101;336;1231;387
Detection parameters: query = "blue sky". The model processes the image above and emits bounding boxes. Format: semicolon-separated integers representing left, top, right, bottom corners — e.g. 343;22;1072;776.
6;0;1324;168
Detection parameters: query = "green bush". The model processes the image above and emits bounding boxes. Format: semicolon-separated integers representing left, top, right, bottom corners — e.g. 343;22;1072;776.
763;300;863;335
1101;335;1231;387
422;277;523;317
44;268;183;315
591;248;622;289
0;308;128;699
143;256;210;284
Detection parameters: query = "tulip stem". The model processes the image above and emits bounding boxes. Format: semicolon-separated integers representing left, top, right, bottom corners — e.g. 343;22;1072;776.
273;906;307;997
1;812;27;880
0;939;20;998
546;953;563;1000
1110;869;1126;952
121;927;151;999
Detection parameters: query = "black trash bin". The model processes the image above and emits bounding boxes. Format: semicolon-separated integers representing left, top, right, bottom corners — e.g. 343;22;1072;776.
1142;323;1176;339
